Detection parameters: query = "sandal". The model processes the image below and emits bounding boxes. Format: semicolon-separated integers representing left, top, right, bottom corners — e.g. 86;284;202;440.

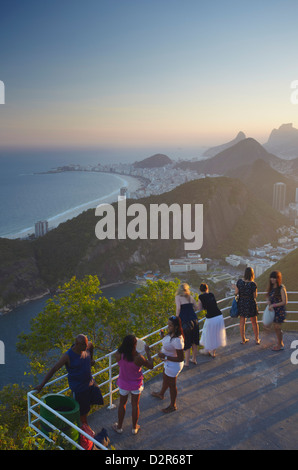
162;405;177;413
132;424;140;435
151;391;164;400
271;345;284;351
112;422;123;434
240;339;249;344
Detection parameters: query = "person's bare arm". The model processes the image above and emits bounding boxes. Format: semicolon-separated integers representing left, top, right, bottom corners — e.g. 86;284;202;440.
34;353;69;393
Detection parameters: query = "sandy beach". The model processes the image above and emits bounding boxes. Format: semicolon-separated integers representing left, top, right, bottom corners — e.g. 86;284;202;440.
8;172;143;240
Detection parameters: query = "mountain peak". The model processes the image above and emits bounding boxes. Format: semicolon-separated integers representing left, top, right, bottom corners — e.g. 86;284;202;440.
203;131;246;157
265;123;298;159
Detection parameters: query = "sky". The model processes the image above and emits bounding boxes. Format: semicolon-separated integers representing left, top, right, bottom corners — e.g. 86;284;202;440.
1;0;298;153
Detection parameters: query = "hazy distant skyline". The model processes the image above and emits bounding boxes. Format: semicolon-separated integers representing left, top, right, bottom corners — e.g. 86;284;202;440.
1;0;298;152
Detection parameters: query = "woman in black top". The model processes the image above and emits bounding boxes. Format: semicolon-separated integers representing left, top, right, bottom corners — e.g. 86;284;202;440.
234;267;260;345
198;283;226;357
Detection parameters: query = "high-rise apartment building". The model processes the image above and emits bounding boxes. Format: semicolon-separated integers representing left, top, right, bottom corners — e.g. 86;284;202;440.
272;182;286;212
35;220;49;237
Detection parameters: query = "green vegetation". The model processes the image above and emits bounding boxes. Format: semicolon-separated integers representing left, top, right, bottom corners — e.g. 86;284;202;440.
1;275;203;450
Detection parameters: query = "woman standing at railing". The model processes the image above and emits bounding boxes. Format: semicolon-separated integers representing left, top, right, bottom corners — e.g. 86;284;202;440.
266;270;288;351
112;335;153;435
151;316;185;413
175;283;200;366
198;283;227;358
234;267;260;345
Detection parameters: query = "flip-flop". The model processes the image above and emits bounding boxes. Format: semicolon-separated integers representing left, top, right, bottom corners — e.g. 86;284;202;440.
271;346;284;351
132;425;140;435
151;391;164;400
240;339;249;344
162;405;177;413
112;422;123;434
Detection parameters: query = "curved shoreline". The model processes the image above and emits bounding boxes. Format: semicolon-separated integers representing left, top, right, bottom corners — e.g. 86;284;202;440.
3;172;143;240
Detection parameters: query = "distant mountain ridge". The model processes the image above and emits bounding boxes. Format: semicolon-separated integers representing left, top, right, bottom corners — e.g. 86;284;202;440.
176;138;281;175
203;131;246;157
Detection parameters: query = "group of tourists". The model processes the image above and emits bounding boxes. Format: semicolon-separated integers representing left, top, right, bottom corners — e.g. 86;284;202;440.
35;268;287;440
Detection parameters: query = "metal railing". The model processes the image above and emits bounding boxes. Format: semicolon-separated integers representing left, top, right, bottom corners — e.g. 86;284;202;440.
27;291;298;450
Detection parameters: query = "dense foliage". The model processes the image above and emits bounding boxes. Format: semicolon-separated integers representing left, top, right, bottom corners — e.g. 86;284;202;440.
2;276;201;449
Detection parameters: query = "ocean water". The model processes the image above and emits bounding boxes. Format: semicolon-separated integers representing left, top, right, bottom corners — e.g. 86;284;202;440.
0;149;129;238
0;145;206;238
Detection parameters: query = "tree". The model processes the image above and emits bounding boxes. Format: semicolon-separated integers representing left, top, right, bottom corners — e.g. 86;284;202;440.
17;275;181;382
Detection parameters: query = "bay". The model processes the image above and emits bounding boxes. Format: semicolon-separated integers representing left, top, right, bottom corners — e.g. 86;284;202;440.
0;282;138;390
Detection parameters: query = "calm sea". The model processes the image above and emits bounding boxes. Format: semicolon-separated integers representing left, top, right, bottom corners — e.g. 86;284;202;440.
0;149;131;238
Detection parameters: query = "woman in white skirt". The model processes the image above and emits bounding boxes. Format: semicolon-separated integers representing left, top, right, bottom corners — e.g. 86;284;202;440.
198;283;227;357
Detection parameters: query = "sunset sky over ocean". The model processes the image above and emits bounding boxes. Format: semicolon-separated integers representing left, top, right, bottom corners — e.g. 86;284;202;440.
1;0;298;150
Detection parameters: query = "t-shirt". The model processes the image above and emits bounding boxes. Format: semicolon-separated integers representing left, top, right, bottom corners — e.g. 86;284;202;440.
161;335;184;358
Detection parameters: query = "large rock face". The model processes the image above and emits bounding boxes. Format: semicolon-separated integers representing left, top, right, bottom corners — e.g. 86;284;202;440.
264;123;298;158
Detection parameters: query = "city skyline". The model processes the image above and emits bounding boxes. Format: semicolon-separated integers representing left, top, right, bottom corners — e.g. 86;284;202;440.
1;0;298;153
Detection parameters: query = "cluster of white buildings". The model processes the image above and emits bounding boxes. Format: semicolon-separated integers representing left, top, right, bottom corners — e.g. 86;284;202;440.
225;227;298;277
93;160;209;198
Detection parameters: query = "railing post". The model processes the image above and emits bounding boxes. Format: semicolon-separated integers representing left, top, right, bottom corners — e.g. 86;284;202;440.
108;353;116;409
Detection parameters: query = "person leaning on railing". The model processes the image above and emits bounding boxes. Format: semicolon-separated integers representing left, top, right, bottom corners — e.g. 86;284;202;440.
34;334;103;436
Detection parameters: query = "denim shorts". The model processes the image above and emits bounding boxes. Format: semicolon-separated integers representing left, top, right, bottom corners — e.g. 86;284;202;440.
118;385;144;396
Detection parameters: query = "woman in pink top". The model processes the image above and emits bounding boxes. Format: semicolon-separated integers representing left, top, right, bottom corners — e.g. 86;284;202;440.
113;335;153;435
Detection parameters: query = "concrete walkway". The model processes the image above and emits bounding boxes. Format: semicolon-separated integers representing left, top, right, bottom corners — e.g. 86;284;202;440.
89;329;298;451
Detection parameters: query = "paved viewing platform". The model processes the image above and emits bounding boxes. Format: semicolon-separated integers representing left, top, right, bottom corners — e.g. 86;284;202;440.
89;329;298;451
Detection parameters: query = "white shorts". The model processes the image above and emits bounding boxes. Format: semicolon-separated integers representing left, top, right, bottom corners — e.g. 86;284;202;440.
164;360;184;378
118;385;144;396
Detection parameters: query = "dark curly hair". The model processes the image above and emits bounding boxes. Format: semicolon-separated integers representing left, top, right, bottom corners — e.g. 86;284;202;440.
118;335;137;362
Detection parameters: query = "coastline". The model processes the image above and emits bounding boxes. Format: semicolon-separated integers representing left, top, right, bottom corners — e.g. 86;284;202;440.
4;172;143;240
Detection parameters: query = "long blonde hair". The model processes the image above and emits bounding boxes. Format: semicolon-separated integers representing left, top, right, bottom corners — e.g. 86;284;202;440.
176;283;191;298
